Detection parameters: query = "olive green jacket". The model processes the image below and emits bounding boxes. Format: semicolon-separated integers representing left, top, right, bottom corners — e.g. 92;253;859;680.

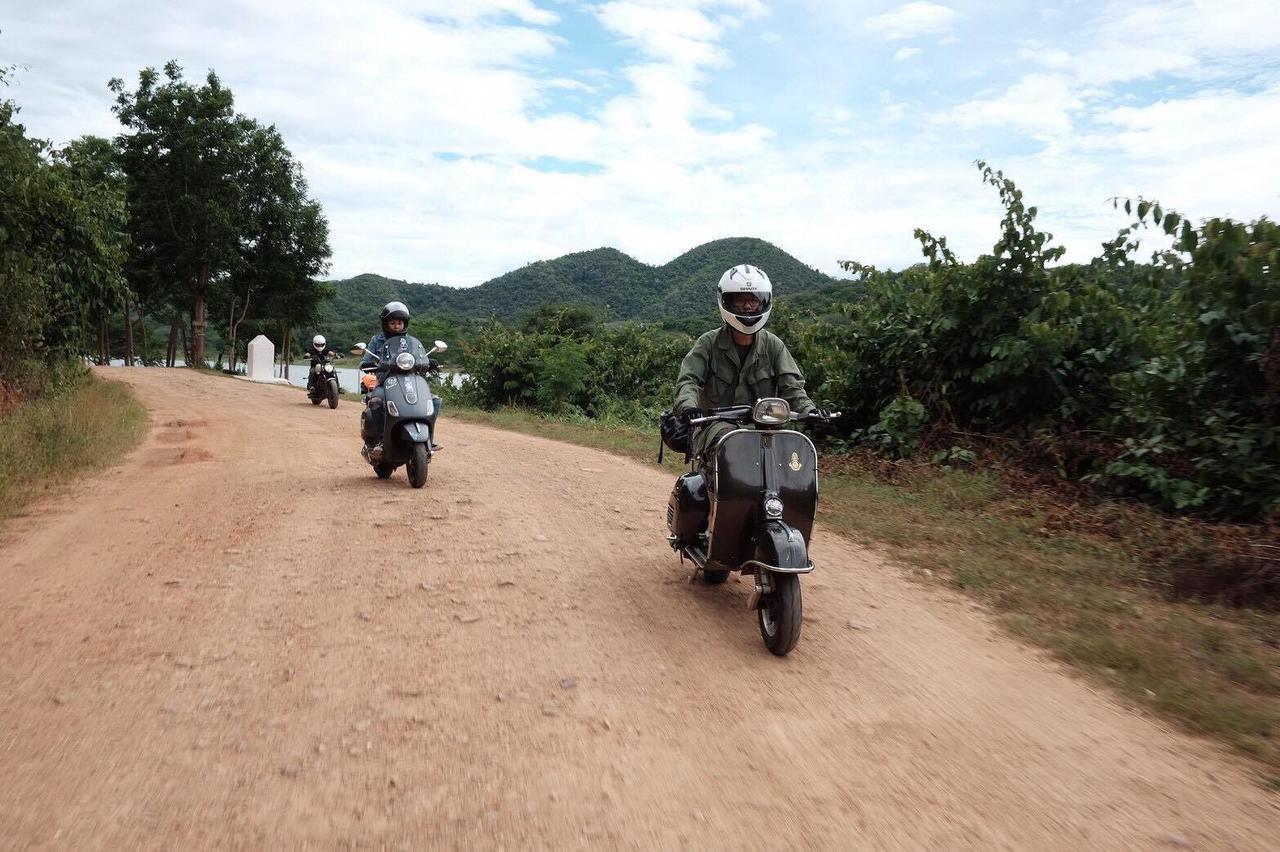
673;326;815;416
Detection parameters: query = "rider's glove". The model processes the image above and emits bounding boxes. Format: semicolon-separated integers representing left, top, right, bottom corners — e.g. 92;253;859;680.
678;407;703;424
807;407;835;419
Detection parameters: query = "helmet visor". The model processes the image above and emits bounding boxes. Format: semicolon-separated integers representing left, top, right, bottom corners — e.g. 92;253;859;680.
721;291;770;325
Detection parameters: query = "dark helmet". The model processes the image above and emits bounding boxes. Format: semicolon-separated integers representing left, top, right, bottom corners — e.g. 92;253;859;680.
380;301;410;335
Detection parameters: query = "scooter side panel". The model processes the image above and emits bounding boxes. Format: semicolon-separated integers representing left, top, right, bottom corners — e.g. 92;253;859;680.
768;431;818;545
707;430;764;567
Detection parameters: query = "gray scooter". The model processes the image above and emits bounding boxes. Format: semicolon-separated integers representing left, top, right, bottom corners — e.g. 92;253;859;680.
351;339;448;488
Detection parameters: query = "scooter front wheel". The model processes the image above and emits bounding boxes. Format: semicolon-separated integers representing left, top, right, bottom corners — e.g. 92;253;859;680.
327;379;339;409
758;573;802;656
407;443;429;489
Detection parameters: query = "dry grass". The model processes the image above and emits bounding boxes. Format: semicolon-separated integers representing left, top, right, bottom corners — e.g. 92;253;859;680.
0;369;148;524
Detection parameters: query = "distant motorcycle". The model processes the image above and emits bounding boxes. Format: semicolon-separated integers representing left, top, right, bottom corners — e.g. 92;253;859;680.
306;354;341;409
665;399;839;656
352;339;447;489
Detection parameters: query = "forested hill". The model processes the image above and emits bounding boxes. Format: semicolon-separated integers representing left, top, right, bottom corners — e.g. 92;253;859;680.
321;237;847;326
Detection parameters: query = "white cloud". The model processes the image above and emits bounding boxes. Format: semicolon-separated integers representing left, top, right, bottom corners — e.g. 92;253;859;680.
943;74;1083;137
2;0;1278;290
1016;46;1071;69
546;77;596;92
894;47;922;61
1072;45;1197;86
865;2;958;41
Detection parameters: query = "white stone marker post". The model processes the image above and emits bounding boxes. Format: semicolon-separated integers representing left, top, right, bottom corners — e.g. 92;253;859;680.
246;335;275;382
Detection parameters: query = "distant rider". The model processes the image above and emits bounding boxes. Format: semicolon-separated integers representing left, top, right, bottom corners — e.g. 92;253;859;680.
672;265;827;463
360;302;442;457
305;334;343;363
304;334;343;396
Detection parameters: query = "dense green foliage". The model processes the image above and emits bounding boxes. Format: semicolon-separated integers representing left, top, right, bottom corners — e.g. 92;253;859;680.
457;305;690;419
458;163;1279;522
0;67;129;393
775;164;1279;520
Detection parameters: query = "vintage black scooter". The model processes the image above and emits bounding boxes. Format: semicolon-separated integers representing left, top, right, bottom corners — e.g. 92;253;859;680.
351;339;447;489
306;354;341;409
666;399;839;655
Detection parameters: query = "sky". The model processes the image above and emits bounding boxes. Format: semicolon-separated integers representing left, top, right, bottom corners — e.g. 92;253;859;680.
4;1;1279;286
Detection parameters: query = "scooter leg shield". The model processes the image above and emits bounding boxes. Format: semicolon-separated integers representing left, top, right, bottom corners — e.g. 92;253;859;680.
756;519;810;572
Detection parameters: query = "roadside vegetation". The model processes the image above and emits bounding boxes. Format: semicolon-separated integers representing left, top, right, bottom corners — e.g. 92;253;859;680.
0;367;146;524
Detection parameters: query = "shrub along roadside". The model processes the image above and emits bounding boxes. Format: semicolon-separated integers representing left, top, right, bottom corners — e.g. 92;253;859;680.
0;366;147;524
449;404;1279;784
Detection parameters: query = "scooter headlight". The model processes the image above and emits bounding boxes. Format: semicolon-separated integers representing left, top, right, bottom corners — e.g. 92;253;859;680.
752;398;790;426
763;496;784;518
395;352;416;371
323;363;334;373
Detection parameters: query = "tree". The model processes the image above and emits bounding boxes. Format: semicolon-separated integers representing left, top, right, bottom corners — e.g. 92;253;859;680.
50;135;130;364
215;122;330;370
1;72;128;386
110;61;252;367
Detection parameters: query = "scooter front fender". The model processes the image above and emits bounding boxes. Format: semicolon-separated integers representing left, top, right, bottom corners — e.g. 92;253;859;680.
747;519;813;574
399;421;432;444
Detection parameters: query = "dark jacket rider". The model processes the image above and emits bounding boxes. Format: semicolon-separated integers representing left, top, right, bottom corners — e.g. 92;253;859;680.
305;334;343;363
673;264;825;460
361;301;441;454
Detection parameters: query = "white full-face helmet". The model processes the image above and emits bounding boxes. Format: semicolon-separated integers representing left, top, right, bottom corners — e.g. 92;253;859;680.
717;264;772;335
312;334;326;349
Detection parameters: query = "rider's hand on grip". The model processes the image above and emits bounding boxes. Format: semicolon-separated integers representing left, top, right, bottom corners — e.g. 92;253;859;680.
679;407;704;424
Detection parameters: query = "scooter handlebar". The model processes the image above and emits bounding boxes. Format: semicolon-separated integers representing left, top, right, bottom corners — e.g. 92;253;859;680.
688;408;840;426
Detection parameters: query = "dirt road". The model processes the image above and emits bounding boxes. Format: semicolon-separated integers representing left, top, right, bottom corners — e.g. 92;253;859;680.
1;369;1276;849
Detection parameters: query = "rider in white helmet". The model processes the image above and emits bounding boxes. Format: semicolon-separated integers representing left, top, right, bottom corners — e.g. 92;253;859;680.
305;334;341;362
673;264;825;459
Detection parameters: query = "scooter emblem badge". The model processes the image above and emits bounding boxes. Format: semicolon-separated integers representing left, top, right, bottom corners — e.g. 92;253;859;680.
789;452;802;471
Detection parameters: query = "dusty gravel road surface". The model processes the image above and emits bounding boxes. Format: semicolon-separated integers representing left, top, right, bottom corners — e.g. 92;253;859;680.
1;368;1277;849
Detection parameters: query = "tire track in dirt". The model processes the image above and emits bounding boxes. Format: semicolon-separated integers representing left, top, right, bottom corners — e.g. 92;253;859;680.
0;368;1276;849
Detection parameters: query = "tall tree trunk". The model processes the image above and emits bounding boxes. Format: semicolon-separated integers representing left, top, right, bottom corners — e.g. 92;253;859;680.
123;293;134;366
179;320;190;368
283;326;291;381
192;267;209;368
166;312;180;368
98;315;110;365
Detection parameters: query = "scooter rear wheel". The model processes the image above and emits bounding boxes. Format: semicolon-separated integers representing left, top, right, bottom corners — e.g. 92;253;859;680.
758;573;802;656
702;569;730;584
374;462;394;479
310;394;322;405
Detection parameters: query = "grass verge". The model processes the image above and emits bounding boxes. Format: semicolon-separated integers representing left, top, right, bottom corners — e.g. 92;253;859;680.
451;405;1280;784
0;368;148;524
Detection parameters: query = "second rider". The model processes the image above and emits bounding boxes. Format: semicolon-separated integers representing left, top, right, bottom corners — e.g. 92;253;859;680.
360;301;442;458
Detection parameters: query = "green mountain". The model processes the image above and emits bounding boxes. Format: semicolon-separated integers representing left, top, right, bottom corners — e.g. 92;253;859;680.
318;237;850;331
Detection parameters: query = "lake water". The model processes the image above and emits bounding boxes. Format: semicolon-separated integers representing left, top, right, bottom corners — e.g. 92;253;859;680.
105;360;465;394
280;363;466;394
